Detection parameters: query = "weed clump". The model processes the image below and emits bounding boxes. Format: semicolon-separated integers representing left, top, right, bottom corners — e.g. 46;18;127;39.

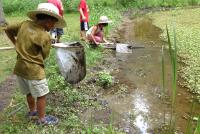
97;71;114;88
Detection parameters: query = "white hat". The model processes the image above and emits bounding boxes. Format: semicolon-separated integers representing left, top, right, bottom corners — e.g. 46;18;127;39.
98;16;112;24
27;3;66;28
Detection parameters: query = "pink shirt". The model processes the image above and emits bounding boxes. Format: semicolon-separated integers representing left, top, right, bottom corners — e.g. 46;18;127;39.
48;0;64;16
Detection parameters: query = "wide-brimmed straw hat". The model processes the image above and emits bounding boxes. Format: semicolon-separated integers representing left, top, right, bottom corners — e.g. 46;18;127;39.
98;16;112;24
27;3;66;28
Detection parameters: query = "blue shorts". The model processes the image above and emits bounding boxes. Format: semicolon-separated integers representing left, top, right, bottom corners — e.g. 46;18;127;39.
80;22;89;31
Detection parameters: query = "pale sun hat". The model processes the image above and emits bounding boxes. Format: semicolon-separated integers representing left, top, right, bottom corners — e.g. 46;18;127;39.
98;16;112;24
27;3;66;28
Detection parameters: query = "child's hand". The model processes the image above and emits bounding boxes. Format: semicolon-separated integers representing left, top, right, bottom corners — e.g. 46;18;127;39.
82;16;86;20
95;41;100;45
105;42;113;45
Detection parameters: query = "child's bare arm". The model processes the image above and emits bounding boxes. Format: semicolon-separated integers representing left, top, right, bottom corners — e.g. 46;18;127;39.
5;29;17;45
79;8;86;20
4;22;22;46
91;26;99;44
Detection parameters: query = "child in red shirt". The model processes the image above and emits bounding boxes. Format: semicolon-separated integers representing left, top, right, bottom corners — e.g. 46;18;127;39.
79;0;89;41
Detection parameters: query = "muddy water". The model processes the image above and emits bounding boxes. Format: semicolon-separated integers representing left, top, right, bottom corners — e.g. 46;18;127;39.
82;17;200;134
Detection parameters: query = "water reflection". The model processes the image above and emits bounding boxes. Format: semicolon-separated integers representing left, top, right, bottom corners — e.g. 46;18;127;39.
132;91;149;134
134;115;148;134
132;93;149;113
81;17;200;134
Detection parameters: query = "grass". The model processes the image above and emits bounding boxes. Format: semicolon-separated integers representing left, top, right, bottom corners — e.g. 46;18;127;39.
0;3;124;133
1;1;200;133
134;0;200;8
148;8;200;101
2;0;200;15
166;25;177;108
165;25;178;133
195;115;200;134
0;50;16;82
161;46;166;97
0;16;25;83
160;9;199;134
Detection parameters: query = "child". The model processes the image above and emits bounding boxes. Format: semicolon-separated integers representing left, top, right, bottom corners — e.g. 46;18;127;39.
5;3;66;125
79;0;89;41
48;0;64;43
86;16;112;45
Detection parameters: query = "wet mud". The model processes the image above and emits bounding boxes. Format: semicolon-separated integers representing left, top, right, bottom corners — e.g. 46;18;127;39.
82;17;200;133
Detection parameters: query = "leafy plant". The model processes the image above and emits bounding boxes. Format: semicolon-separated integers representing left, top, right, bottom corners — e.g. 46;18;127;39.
97;71;114;88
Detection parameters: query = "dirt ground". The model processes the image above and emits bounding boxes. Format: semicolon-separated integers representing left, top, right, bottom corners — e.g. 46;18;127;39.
0;75;16;112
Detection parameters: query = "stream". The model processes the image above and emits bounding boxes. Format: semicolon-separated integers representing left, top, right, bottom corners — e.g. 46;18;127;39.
82;17;200;134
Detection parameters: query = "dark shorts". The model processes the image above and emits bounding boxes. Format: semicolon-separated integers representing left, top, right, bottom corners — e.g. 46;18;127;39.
50;28;64;36
80;22;89;31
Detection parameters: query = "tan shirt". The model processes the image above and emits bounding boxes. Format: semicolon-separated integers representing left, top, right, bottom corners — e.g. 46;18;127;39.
6;20;51;80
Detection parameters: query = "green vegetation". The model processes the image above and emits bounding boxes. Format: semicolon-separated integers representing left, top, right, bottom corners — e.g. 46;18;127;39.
166;25;177;108
2;0;200;15
158;9;200;134
0;16;25;82
1;0;200;133
0;50;16;82
149;8;200;99
97;71;114;88
195;115;200;134
66;0;198;11
132;0;200;8
161;46;166;96
160;25;178;133
0;1;123;133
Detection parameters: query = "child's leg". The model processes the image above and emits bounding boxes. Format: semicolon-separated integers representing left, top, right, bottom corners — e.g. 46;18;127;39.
29;79;49;120
17;76;36;113
56;28;64;43
80;31;86;40
37;95;46;120
57;35;61;43
94;36;102;43
29;79;58;125
27;94;36;112
80;22;89;40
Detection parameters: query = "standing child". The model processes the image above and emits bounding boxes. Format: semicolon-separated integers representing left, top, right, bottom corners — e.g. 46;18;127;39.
86;16;112;45
79;0;89;41
48;0;64;43
5;3;66;125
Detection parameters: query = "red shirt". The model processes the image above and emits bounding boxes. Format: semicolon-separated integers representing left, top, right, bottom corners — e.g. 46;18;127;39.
79;0;89;22
48;0;64;16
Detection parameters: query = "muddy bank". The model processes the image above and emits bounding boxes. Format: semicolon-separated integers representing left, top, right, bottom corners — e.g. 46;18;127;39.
0;75;16;112
80;15;200;134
